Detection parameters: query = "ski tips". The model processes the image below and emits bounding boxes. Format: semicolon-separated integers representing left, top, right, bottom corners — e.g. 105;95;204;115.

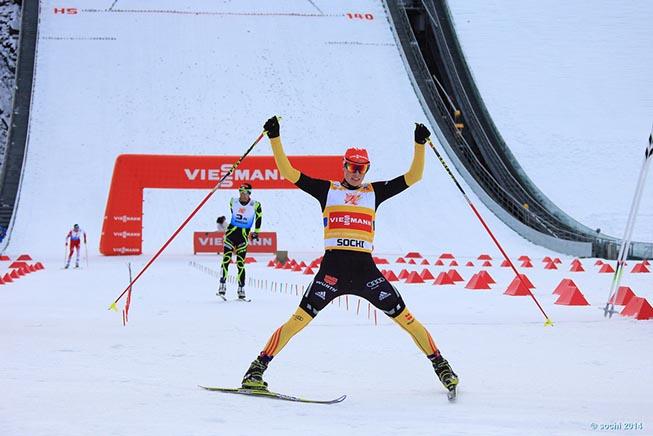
544;318;554;327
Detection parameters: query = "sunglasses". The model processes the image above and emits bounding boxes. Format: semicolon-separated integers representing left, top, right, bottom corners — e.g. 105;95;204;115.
239;188;251;194
343;162;370;174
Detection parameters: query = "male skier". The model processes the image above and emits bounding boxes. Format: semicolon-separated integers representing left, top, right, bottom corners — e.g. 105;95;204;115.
217;183;262;301
240;116;458;398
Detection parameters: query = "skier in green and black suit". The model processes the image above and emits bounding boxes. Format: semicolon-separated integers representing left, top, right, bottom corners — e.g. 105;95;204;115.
217;183;262;300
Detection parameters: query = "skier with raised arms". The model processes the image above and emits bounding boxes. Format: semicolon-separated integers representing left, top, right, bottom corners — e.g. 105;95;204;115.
240;116;459;399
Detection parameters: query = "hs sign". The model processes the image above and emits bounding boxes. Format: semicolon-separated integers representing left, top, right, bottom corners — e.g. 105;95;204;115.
54;7;78;14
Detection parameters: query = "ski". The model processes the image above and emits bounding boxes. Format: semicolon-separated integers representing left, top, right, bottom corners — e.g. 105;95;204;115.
199;386;346;404
217;296;251;303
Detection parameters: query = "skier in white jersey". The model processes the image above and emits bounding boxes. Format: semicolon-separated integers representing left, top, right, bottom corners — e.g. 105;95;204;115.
217;183;262;300
240;116;459;399
65;224;86;269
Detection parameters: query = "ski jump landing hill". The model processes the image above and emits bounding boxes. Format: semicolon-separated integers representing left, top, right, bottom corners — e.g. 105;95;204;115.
6;0;548;260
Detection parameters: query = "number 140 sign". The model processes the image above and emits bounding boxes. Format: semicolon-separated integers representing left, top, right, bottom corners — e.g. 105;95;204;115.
346;13;374;20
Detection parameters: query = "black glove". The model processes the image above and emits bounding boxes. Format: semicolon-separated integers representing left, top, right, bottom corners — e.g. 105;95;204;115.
216;216;226;224
414;123;431;144
264;116;280;138
250;232;259;241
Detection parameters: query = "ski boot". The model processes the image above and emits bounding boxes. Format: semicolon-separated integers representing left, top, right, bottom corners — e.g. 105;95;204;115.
241;356;269;391
64;263;70;269
217;281;226;299
75;262;79;269
431;352;459;400
237;286;247;301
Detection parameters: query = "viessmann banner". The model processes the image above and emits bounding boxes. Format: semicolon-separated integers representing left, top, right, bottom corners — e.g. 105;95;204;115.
193;232;277;254
100;154;342;255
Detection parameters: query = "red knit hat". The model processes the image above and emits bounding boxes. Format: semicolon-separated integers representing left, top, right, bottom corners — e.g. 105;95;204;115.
343;148;370;164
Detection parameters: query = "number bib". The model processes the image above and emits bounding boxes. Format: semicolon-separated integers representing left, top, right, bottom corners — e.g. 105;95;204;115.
323;182;376;253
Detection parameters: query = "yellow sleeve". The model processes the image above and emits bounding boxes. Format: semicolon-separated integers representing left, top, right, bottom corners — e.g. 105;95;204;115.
404;142;425;186
270;137;300;184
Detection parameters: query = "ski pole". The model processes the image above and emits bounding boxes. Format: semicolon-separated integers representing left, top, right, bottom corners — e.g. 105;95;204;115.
427;138;553;326
84;241;89;268
109;129;268;310
603;126;653;317
64;242;68;268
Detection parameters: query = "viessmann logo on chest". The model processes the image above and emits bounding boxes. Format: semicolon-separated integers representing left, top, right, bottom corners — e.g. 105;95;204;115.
328;211;373;232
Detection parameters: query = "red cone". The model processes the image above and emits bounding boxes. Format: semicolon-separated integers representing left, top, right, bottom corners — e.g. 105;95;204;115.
542;256;552;263
420;259;430;265
504;277;531;296
521;260;533;268
516;274;534;288
0;255;10;261
405;252;423;258
449;260;459;266
632;298;653;320
620;297;653;320
374;257;390;265
396;257;406;264
385;270;399;282
478;270;496;284
17;254;32;261
555;288;590;306
569;262;585;272
544;261;558;270
3;273;13;283
439;253;455;259
464;273;491;290
446;269;464;282
518;255;531;262
500;259;511;267
481;260;492;267
405;271;425;283
408;259;416;265
434;259;444;266
609;286;635;306
478;254;492;260
599;263;615;273
553;278;577;295
420;269;435;280
303;267;315;275
433;272;455;285
631;263;650;273
465;261;474;267
398;269;410;280
594;259;604;266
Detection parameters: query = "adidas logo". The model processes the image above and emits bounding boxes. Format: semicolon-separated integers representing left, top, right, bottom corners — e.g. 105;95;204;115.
379;291;391;300
316;291;326;300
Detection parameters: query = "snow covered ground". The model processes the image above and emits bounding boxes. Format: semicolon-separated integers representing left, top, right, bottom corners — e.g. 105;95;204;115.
1;1;652;435
2;253;652;436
